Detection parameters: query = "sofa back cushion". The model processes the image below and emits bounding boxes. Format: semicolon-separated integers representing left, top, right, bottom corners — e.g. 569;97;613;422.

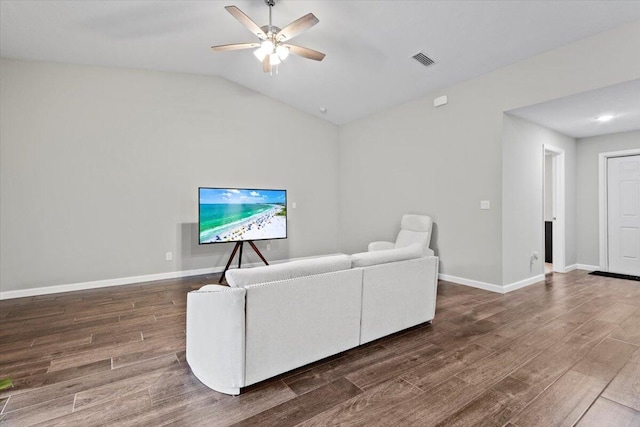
225;254;352;288
351;243;423;268
395;215;433;255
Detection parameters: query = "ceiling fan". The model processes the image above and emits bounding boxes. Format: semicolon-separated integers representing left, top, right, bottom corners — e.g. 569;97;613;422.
212;0;325;73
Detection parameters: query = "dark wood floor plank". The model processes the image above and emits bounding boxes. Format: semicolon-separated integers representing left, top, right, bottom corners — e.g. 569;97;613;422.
7;359;112;397
230;378;362;427
72;361;177;411
1;270;638;426
454;342;546;386
432;378;528;427
0;394;74;426
345;344;442;390
472;375;545;427
594;302;639;324
31;389;152;427
471;319;540;351
283;344;394;396
3;353;178;413
509;342;592;387
109;390;221;427
610;313;640;345
160;380;298;427
601;348;640;411
378;322;440;354
345;375;487;426
296;378;423;427
572;337;638;382
45;340;150;372
577;397;640;427
477;338;629;426
561;319;619;347
511;370;607;427
401;343;493;392
0;334;92;365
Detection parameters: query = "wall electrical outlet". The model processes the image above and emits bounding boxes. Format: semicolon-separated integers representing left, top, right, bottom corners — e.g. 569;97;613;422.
266;244;271;251
165;251;173;261
292;202;297;209
480;200;490;210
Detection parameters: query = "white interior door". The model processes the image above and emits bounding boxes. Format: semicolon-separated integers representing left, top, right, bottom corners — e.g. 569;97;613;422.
608;155;640;276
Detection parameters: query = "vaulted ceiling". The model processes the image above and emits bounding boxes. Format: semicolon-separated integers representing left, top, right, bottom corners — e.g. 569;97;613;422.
2;1;640;125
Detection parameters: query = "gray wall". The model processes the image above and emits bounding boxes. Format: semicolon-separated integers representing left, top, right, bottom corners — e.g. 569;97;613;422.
2;21;640;294
0;59;339;293
576;130;640;267
338;21;640;287
502;115;576;285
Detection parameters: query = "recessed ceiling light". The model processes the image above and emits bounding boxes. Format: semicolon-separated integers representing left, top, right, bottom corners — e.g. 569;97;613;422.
596;114;614;122
319;107;327;114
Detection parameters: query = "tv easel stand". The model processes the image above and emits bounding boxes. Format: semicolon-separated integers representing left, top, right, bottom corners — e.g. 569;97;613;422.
219;241;269;284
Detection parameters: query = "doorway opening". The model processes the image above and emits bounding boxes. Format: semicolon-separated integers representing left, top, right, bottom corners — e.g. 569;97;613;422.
543;145;566;273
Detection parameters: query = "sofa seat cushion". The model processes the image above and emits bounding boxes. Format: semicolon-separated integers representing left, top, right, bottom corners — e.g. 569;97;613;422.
351;243;423;268
225;254;352;288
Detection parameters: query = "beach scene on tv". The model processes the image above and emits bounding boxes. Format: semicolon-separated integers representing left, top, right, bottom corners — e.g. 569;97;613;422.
199;188;287;244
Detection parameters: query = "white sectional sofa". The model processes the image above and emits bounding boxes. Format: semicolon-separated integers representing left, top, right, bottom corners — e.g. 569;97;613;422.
186;244;438;395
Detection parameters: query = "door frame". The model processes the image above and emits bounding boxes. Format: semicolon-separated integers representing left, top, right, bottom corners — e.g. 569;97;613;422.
544;145;566;272
599;148;640;271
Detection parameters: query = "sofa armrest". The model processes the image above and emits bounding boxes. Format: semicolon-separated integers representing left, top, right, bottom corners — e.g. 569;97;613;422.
186;285;246;395
424;247;435;257
368;241;395;251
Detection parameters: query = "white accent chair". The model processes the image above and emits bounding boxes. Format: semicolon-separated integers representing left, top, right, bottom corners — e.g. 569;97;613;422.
368;214;434;257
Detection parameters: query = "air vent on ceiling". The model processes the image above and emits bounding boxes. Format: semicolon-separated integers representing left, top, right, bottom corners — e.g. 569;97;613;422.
412;52;435;68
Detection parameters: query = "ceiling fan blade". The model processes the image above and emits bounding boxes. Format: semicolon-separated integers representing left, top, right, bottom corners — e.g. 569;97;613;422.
211;42;260;52
263;54;271;73
276;13;319;42
283;44;325;61
225;5;267;40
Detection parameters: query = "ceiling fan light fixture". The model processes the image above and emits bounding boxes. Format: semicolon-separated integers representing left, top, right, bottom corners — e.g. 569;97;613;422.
276;45;290;60
260;39;274;53
254;48;267;61
270;53;281;65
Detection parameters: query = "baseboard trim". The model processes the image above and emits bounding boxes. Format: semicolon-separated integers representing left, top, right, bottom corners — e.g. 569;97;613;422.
438;274;504;294
0;266;222;300
502;274;545;293
0;255;339;300
562;264;578;273
439;273;548;294
576;264;600;271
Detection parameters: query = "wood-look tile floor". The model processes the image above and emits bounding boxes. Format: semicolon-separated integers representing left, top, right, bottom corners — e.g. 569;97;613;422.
1;270;640;426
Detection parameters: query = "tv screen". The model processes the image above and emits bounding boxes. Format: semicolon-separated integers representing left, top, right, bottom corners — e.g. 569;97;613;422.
199;187;287;244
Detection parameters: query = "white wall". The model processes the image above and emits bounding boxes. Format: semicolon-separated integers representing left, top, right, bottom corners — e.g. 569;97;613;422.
545;155;554;222
0;59;339;293
576;130;640;267
502;115;576;285
338;20;640;287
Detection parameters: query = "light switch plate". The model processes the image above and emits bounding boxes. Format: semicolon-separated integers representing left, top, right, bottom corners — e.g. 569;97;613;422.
480;200;490;210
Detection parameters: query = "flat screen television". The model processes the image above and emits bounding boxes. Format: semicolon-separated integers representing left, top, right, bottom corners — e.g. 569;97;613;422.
199;187;287;244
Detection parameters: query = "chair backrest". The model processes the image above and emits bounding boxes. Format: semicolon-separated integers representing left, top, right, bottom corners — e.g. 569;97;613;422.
395;214;433;254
